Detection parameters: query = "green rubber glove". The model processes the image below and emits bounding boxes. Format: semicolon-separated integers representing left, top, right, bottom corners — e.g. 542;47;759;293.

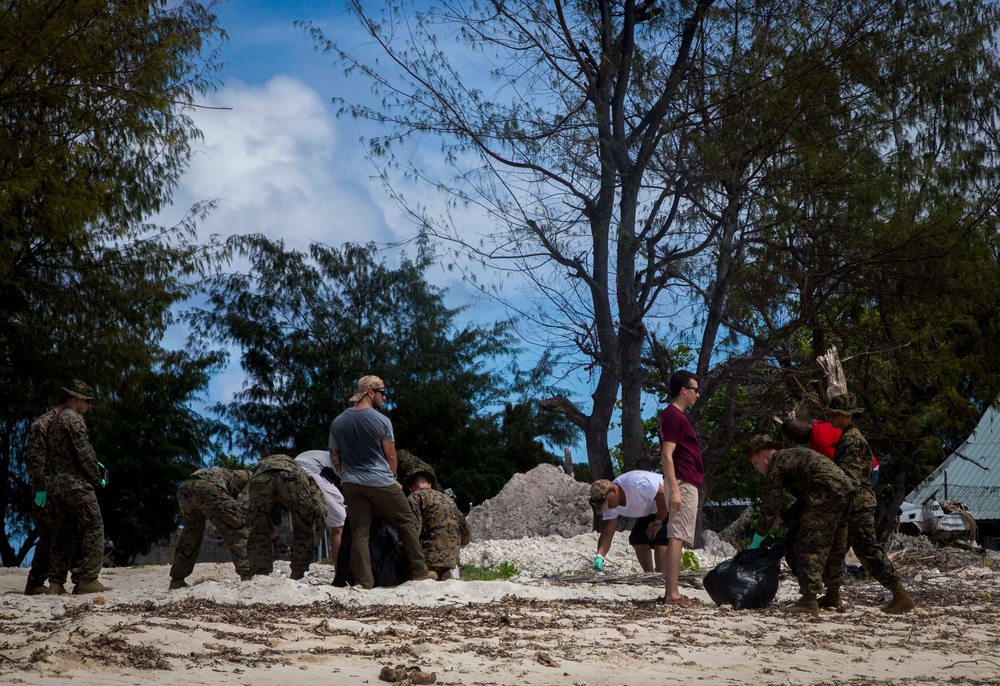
100;478;106;488
592;553;604;571
749;533;766;550
34;491;47;507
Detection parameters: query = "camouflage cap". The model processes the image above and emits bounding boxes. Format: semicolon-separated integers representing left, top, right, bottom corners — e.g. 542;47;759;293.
826;393;864;416
746;434;781;460
349;375;385;403
62;379;97;401
589;479;613;510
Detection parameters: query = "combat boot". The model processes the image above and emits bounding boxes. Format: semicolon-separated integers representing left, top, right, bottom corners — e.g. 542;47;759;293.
24;580;48;596
46;582;67;595
782;594;820;617
73;579;110;595
289;570;305;580
882;582;916;614
818;587;842;610
168;578;189;590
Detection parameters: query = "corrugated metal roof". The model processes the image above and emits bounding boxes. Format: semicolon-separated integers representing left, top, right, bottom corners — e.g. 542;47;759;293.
907;406;1000;521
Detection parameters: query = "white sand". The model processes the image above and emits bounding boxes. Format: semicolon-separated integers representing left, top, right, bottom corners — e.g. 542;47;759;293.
2;532;999;685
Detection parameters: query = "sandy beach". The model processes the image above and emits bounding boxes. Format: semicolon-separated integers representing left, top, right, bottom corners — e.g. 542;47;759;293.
2;532;998;686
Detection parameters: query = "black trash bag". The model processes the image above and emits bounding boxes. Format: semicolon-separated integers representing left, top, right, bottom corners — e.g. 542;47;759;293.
332;513;411;588
702;544;786;609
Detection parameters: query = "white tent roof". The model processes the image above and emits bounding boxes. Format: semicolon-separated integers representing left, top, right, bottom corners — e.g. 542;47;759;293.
906;405;1000;521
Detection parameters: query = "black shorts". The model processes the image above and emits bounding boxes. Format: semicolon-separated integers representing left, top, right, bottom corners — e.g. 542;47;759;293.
628;513;670;547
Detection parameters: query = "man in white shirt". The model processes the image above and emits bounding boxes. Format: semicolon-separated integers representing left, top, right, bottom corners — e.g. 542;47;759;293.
589;470;669;573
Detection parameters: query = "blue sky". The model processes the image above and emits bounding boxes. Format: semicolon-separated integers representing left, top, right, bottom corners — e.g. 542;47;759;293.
167;2;501;412
164;0;662;459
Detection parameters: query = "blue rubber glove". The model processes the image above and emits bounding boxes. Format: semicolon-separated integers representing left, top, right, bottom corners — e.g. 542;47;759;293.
592;554;605;572
100;478;106;488
34;491;46;507
749;533;766;550
98;461;107;487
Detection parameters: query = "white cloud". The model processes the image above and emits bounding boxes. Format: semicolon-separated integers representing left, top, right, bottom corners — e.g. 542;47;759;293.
170;75;398;251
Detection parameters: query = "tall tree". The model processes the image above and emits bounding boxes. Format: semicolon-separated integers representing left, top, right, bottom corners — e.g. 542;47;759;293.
0;0;227;565
300;0;723;478
188;235;574;505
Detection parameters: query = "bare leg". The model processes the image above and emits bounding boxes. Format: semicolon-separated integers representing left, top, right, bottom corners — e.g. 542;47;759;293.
663;537;684;600
329;526;343;569
653;545;668;573
632;544;653;572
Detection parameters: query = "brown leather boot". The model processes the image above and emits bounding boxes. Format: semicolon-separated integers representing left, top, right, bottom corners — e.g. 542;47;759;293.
818;587;842;610
782;594;820;617
73;579;110;595
882;582;916;614
24;580;48;596
47;582;67;595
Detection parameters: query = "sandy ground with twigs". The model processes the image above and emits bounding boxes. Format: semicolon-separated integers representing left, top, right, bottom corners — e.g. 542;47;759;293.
2;531;999;686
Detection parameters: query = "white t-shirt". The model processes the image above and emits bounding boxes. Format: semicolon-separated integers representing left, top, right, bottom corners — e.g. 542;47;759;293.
294;450;347;528
602;470;661;520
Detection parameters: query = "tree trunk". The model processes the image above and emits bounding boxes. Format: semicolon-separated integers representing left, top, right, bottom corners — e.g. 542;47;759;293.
719;504;754;550
618;319;646;473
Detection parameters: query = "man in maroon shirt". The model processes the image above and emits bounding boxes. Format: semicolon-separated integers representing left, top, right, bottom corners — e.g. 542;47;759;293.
657;370;705;605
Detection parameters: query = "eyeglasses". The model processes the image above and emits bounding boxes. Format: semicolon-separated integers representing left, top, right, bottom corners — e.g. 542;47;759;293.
372;388;386;395
684;386;700;394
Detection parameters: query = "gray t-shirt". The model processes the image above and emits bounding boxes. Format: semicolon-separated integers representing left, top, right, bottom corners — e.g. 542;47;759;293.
328;407;395;487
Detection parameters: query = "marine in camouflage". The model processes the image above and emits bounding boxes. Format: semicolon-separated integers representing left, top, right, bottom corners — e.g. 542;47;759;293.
45;407;105;585
397;449;439;490
755;446;854;597
833;424;900;588
24;409;59;588
408;488;471;573
246;455;327;577
170;468;252;581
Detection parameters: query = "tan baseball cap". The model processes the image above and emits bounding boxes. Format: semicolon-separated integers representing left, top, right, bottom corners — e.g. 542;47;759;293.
349;375;385;403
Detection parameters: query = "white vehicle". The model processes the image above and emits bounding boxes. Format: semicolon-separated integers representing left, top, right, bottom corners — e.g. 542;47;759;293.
898;499;971;538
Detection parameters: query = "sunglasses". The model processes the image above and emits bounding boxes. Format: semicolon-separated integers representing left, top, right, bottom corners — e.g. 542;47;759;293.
373;388;386;395
588;496;606;507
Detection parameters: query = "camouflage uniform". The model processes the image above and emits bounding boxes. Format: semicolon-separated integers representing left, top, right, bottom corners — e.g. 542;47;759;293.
170;468;252;582
833;424;900;588
24;409;60;588
246;454;327;577
408;488;471;575
45;408;105;585
754;446;854;597
397;450;439;490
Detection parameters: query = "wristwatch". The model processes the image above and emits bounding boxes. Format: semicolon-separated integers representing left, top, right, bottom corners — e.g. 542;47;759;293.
653;519;663;526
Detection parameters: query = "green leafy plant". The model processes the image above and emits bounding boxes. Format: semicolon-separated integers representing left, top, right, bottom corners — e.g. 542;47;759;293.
460;561;520;581
681;550;700;571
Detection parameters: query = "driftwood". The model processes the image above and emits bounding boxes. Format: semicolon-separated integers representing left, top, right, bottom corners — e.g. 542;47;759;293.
718;504;754;549
544;571;705;587
780;346;849;424
817;345;848;401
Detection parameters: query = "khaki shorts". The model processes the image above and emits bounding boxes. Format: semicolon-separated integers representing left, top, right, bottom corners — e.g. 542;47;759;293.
666;480;699;546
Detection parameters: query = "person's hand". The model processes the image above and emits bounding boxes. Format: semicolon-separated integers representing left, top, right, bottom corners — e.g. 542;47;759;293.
645;519;663;539
668;489;682;511
34;491;46;507
592;554;604;572
100;478;106;488
748;533;766;550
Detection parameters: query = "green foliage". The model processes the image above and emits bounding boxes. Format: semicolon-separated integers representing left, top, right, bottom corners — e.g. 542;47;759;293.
680;550;700;572
460;561;519;581
0;0;226;566
90;351;228;565
188;235;575;506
